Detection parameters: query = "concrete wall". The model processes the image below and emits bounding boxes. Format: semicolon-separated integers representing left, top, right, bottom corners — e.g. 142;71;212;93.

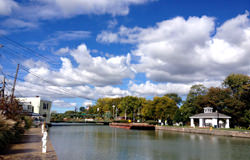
156;126;250;138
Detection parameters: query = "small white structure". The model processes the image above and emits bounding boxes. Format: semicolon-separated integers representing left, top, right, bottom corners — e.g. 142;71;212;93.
190;107;231;128
17;97;52;123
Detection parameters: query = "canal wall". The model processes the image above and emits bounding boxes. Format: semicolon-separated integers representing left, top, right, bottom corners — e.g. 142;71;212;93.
110;123;155;130
156;126;250;138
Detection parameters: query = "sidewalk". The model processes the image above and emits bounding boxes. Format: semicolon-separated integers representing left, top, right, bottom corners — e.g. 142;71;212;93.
0;127;57;160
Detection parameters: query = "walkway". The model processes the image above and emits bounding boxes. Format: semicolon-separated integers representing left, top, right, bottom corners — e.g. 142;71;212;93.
0;127;57;160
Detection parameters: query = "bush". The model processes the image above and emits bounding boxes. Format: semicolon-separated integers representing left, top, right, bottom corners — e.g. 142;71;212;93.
145;120;158;125
0;114;27;153
23;116;33;129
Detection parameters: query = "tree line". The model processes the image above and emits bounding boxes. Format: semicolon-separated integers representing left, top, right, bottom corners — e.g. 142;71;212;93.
58;73;250;128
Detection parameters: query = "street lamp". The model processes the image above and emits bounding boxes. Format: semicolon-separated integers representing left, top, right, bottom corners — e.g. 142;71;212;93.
217;110;219;128
125;106;127;120
116;107;118;120
112;105;115;119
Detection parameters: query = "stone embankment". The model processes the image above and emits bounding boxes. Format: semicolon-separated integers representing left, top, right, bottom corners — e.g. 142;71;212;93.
0;127;57;160
156;126;250;138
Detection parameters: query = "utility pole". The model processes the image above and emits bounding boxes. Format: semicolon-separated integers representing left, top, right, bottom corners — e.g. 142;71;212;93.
0;44;4;98
11;64;19;103
1;76;5;98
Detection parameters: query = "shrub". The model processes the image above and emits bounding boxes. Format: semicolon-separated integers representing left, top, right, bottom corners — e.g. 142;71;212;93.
23;116;33;129
145;120;158;125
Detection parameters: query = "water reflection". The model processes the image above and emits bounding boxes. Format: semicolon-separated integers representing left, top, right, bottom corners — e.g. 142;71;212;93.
49;126;250;160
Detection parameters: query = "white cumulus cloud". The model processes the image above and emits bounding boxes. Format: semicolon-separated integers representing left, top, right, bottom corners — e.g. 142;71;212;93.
97;12;250;84
24;43;135;87
0;0;18;16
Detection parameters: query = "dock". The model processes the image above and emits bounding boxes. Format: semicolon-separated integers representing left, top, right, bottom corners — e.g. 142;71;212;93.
109;123;155;130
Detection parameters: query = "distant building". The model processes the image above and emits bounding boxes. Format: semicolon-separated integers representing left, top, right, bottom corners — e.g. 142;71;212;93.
189;107;231;128
17;97;52;123
19;101;34;113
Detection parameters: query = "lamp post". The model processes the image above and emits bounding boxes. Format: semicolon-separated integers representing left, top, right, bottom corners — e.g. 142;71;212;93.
125;106;127;120
137;107;141;122
112;105;115;119
116;107;118;120
217;110;219;128
97;108;99;119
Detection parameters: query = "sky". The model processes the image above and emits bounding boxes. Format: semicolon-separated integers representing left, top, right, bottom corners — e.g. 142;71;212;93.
0;0;249;112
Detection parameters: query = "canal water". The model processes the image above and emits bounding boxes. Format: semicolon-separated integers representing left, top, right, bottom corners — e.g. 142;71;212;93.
49;126;250;160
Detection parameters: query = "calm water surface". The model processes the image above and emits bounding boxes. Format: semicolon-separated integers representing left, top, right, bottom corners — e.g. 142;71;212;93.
49;126;250;160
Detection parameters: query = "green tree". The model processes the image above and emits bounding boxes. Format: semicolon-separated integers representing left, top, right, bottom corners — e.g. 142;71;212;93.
223;74;250;127
79;107;85;112
119;96;143;121
141;100;155;120
164;93;182;105
223;73;250;96
173;109;183;123
240;84;250;127
205;87;232;112
152;96;178;124
180;84;208;124
187;84;207;100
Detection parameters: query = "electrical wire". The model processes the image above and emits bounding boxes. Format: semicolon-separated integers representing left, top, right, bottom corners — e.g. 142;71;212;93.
0;36;95;101
0;35;61;65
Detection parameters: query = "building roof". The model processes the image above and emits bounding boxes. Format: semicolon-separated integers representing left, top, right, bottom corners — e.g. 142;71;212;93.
190;112;231;119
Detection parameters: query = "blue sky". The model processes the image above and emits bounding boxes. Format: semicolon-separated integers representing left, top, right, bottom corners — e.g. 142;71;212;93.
0;0;249;112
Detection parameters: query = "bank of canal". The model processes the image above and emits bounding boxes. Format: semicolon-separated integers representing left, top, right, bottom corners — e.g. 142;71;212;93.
49;125;250;160
0;127;57;160
156;126;250;138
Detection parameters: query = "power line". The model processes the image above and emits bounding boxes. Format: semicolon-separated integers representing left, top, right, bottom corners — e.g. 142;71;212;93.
0;36;62;70
0;35;60;65
2;67;71;98
5;82;24;97
2;61;81;99
20;65;93;100
0;36;95;101
5;70;76;98
0;36;84;86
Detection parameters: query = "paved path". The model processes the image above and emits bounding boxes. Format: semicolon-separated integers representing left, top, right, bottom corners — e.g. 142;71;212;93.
0;127;57;160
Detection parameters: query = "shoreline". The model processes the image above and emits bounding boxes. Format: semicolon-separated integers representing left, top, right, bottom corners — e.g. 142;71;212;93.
110;122;155;130
156;126;250;138
0;127;57;160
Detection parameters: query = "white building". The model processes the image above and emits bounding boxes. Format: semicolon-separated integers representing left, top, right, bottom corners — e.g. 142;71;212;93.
17;97;52;123
19;101;34;113
190;107;231;128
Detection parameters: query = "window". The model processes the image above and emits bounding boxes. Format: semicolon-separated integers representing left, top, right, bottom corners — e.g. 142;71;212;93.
43;103;47;110
43;103;49;110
